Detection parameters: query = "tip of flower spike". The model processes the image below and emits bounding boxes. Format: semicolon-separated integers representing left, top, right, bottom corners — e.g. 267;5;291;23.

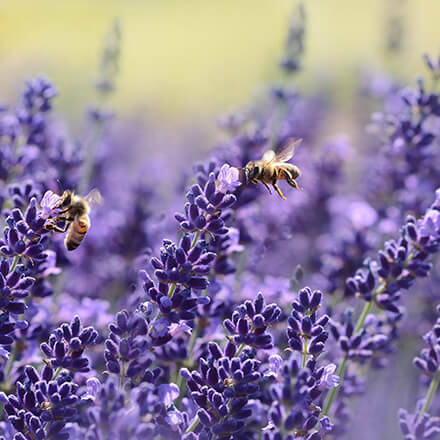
40;190;61;220
216;164;241;193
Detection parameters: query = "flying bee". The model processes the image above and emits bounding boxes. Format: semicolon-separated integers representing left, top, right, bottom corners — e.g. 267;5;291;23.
45;189;102;251
244;139;302;200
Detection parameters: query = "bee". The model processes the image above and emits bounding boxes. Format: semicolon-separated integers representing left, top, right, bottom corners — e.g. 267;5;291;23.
45;189;102;251
244;139;302;200
40;401;52;411
224;378;235;387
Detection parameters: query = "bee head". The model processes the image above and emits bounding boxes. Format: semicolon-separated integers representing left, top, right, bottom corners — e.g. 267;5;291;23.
291;166;301;180
59;190;73;208
244;163;259;182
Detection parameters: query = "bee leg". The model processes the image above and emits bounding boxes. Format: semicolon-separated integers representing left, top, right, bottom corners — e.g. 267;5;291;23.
283;170;302;190
262;182;272;194
273;183;287;200
45;221;69;233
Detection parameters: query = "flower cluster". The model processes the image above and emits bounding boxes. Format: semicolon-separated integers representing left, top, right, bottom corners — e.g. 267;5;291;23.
40;315;97;373
1;365;80;440
84;378;186;439
346;203;440;314
223;293;281;350
104;309;158;383
398;305;440;439
181;341;263;439
264;357;335;440
414;306;440;376
287;288;329;359
175;169;237;237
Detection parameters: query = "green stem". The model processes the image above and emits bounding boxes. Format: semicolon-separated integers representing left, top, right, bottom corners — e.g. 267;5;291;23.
191;230;201;248
302;338;308;368
236;343;245;356
176;322;201;406
52;366;62;380
354;298;374;333
185;415;200;434
120;360;126;388
50;347;73;381
418;372;440;420
9;255;19;273
321;291;380;418
168;283;176;298
321;356;348;417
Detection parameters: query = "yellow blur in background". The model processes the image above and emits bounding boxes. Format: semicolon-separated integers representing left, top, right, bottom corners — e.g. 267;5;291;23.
0;0;439;124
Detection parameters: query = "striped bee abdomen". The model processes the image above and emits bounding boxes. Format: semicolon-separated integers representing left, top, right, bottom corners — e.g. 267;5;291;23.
65;214;90;251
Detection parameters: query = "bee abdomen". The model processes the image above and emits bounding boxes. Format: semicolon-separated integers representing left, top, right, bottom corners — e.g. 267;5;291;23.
65;215;90;251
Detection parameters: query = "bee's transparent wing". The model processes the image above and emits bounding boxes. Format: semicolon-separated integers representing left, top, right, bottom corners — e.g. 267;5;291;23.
262;150;276;162
84;188;103;207
274;138;302;163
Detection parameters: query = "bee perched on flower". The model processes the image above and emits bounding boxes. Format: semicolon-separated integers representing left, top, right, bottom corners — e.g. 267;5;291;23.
43;188;102;251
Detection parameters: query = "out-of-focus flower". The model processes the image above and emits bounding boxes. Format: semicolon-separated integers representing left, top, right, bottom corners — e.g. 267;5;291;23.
158;383;179;407
419;208;440;238
399;407;440;440
152;317;170;338
319;364;340;390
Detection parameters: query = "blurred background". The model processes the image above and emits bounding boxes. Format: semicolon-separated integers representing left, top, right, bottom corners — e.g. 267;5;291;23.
1;2;440;439
1;0;440;134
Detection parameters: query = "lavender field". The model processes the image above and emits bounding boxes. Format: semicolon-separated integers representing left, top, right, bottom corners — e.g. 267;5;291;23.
1;2;440;439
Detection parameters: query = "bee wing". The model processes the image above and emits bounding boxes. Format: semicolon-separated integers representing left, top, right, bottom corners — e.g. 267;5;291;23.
84;188;103;207
274;138;302;163
262;150;276;162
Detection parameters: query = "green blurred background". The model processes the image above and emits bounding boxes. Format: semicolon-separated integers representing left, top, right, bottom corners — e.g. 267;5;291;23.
0;0;439;126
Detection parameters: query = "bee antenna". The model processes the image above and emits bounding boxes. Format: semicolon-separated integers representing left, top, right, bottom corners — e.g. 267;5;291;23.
56;179;64;193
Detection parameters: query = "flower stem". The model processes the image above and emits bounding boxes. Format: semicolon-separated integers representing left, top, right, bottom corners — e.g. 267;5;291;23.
191;230;201;248
9;255;19;273
321;356;348;417
354;298;374;333
418;372;440;421
120;360;126;388
167;283;176;298
320;280;388;419
52;366;62;380
236;343;245;356
302;339;308;368
176;323;201;403
185;416;200;434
